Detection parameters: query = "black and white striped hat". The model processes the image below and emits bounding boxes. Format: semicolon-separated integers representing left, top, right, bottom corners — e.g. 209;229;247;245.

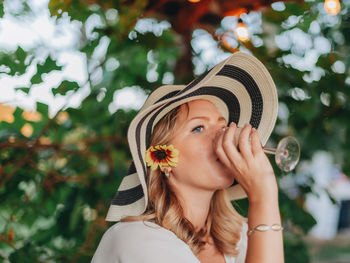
106;52;278;221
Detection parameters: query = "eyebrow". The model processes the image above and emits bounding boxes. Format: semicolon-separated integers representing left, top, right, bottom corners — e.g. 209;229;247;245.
187;116;226;123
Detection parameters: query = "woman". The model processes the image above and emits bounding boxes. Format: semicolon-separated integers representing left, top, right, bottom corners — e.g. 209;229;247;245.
92;52;284;262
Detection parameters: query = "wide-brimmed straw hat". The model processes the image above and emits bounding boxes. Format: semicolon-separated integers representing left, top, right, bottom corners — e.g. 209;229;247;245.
106;52;278;221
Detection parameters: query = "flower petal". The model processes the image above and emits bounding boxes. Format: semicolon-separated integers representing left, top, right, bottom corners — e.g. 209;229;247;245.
145;144;179;170
151;162;159;170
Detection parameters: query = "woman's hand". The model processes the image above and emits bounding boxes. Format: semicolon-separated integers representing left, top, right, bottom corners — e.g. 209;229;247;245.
214;122;277;204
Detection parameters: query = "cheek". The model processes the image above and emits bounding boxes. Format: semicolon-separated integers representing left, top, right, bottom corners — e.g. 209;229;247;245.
173;141;212;178
177;140;211;162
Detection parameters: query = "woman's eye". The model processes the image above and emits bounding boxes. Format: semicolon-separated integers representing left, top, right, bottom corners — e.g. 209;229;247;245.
192;125;204;133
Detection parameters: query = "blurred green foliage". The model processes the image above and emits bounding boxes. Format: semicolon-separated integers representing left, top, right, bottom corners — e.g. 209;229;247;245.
0;0;349;262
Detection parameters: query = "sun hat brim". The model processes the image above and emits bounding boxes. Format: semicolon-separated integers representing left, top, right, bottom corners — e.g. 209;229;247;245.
106;52;278;222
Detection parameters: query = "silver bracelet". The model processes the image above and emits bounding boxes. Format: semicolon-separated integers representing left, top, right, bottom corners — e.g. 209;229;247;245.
247;224;284;236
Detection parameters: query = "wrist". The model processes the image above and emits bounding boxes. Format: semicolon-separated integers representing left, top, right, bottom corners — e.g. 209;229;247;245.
248;198;282;225
248;191;279;207
247;188;279;205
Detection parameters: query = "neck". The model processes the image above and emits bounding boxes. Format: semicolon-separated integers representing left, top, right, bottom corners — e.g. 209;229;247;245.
173;186;214;230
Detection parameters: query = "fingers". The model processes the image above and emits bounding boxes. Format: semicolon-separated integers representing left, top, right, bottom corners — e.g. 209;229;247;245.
222;122;242;163
238;124;253;160
214;127;231;168
251;128;263;156
215;122;257;170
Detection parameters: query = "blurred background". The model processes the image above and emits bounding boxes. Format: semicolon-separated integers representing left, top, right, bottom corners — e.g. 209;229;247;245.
0;0;349;262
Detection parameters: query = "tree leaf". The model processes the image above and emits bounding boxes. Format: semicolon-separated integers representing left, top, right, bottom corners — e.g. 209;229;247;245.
0;46;30;76
48;0;72;17
36;102;49;119
15;87;30;94
0;2;4;18
52;80;80;96
30;56;62;85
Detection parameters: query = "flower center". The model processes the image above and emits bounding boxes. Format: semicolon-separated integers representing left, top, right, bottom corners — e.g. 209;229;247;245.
155;150;167;160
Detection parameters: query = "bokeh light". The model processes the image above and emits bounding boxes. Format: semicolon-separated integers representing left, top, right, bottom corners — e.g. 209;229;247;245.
235;21;250;42
21;123;34;137
324;0;341;15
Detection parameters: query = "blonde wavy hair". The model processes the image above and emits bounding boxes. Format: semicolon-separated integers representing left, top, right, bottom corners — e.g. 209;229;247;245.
122;103;245;256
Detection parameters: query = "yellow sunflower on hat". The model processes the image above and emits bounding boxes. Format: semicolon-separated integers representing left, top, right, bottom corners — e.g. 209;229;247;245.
145;144;179;171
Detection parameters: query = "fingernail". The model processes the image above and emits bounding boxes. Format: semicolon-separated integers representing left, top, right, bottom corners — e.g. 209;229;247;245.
230;122;234;127
252;127;256;131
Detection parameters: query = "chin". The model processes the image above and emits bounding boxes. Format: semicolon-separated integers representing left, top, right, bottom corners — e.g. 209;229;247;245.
213;172;235;190
221;179;235;189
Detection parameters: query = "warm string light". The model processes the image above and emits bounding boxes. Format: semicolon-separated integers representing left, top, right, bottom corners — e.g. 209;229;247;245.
188;0;200;3
324;0;341;15
235;19;250;42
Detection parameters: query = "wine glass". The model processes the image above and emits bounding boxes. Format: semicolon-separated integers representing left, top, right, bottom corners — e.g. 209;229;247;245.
263;136;300;172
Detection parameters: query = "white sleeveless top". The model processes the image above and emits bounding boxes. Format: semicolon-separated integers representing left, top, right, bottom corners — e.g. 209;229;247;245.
91;221;248;263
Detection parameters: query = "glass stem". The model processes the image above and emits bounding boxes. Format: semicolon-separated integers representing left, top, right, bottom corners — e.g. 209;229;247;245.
263;147;276;155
